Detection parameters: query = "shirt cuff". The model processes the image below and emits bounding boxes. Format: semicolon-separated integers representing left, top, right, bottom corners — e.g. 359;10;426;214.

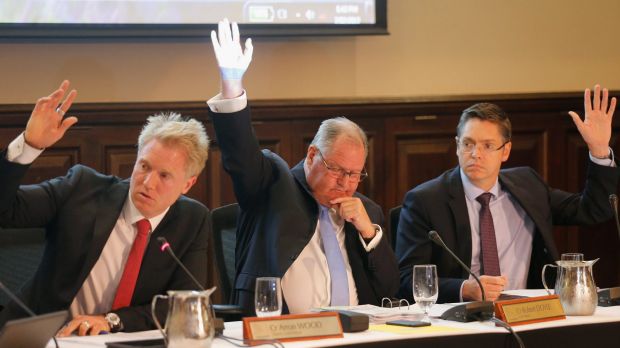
358;224;383;252
589;148;616;167
459;281;465;302
206;90;248;113
7;132;43;165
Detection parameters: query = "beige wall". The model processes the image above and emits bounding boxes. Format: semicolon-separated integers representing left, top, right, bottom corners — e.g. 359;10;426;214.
1;0;619;104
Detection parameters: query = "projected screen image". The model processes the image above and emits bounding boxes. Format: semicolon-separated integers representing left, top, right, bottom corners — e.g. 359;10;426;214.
1;0;378;25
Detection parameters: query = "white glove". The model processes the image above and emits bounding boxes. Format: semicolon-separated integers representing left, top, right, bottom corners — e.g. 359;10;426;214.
211;18;253;83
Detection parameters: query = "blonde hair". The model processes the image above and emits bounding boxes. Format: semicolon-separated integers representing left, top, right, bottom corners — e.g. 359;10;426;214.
138;112;210;177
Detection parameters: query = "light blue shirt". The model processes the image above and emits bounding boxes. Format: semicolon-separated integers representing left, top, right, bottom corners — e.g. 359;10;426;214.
460;170;535;290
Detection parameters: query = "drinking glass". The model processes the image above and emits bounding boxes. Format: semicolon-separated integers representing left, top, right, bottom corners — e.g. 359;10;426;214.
255;277;282;317
561;253;584;261
412;265;438;321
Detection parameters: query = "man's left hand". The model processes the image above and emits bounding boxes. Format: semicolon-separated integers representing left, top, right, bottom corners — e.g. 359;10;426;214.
569;84;617;158
330;197;376;239
56;314;110;337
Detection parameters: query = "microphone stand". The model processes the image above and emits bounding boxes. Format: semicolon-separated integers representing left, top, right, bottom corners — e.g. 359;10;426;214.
427;231;525;347
156;237;242;330
427;231;494;322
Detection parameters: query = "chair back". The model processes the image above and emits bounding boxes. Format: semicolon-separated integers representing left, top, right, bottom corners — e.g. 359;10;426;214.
0;228;45;306
211;203;239;304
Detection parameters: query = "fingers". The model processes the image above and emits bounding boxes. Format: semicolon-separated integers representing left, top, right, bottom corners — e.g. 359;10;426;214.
244;38;254;61
78;321;91;336
218;18;232;47
232;21;240;44
56;89;78;115
210;30;220;51
601;87;609;113
593;84;601;111
56;320;80;337
60;116;79;133
568;111;584;129
479;276;507;301
57;316;108;337
584;88;592;114
609;97;617;117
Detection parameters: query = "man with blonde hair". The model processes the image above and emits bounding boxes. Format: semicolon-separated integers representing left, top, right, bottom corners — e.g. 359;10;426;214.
0;81;211;335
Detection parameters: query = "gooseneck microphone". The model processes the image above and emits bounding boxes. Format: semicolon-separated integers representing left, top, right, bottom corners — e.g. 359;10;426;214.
428;231;487;302
427;230;494;322
156;237;239;332
157;237;205;291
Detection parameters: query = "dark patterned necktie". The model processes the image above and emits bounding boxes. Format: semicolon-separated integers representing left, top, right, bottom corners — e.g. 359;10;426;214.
476;193;501;276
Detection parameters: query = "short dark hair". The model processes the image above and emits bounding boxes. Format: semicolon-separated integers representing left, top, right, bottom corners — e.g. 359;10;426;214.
456;103;512;141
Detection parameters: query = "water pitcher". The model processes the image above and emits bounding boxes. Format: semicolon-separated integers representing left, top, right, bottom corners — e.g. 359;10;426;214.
542;258;599;315
151;288;216;348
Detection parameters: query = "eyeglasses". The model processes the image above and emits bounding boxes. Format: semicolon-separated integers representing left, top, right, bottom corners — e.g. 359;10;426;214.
316;149;368;183
457;138;510;154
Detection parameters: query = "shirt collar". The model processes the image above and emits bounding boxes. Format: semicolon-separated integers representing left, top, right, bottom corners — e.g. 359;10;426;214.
459;168;500;203
123;194;169;232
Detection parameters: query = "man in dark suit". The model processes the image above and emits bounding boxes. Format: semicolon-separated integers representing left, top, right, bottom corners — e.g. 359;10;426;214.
397;89;618;303
0;81;211;335
208;20;398;315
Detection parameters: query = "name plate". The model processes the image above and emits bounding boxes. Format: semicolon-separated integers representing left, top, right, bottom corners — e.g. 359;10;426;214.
243;312;343;343
494;295;565;326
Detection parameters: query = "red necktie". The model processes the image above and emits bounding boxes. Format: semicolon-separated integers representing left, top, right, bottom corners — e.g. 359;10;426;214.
476;193;501;276
112;219;151;310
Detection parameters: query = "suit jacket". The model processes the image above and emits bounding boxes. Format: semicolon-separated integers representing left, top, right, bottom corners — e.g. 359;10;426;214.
396;164;619;303
209;107;399;315
0;156;210;331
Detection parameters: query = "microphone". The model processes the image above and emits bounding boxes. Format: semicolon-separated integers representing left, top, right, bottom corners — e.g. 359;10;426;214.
156;237;239;331
427;230;494;322
157;237;205;291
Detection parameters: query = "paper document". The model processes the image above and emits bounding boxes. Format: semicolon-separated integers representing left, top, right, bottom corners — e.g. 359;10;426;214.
317;304;424;324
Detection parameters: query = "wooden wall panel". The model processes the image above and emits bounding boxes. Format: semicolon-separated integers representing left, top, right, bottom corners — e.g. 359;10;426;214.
1;91;618;295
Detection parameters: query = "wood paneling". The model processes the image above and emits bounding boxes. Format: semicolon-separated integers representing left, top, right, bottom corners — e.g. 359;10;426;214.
1;91;618;295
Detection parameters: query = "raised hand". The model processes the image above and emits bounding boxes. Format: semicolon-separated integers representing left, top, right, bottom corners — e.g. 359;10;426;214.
24;80;78;149
210;18;253;99
569;85;617;159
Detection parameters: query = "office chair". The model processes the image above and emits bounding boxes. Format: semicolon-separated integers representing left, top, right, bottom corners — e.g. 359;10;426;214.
388;206;402;251
0;228;46;307
211;203;243;321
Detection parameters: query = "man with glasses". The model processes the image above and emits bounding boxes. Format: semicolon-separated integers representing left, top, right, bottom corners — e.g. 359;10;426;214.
207;20;398;315
397;92;618;303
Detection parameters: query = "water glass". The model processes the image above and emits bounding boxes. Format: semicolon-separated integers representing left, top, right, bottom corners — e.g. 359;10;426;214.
413;265;438;320
255;277;282;317
561;253;584;261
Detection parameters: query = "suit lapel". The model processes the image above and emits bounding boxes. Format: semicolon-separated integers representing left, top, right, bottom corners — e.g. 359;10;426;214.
446;168;473;274
498;172;547;236
77;180;129;284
